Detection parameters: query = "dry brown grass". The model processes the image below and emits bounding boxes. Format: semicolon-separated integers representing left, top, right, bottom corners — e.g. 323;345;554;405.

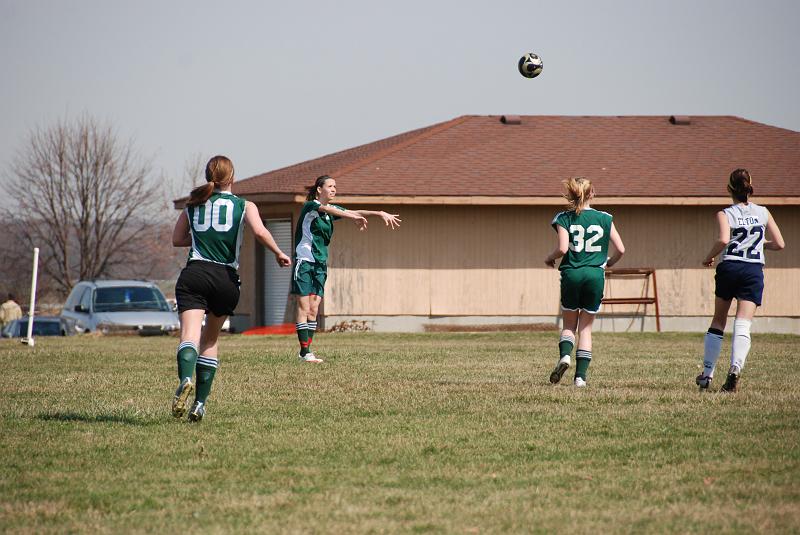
1;332;798;533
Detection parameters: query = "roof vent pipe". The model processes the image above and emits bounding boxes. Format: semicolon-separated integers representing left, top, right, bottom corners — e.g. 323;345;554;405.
500;115;521;125
669;115;691;125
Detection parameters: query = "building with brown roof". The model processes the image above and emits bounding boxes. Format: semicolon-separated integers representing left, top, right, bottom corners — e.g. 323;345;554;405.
224;115;799;333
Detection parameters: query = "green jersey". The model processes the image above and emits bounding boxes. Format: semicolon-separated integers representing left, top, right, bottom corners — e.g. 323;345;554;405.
186;191;247;269
294;200;344;264
552;208;613;270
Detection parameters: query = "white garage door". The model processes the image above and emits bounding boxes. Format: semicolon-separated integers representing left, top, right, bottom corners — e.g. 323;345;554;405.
262;219;293;325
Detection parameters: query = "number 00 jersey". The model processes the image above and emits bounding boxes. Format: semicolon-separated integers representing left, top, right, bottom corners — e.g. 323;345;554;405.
720;202;769;265
551;208;613;270
185;191;247;269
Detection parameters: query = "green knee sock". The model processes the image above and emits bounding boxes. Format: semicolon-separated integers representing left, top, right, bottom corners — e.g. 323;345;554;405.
575;349;592;380
176;341;198;382
558;334;575;361
195;355;218;404
296;322;310;356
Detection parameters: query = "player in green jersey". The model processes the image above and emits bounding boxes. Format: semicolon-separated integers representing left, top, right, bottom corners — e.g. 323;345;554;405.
171;156;291;421
544;177;625;387
292;175;401;363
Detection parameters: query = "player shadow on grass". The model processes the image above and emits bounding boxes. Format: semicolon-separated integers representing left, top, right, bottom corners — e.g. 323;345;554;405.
36;411;160;426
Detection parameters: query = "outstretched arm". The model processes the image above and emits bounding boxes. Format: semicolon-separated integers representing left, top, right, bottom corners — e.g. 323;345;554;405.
349;210;402;229
172;210;191;247
244;202;291;266
702;211;730;266
606;222;625;268
317;204;369;230
544;226;570;268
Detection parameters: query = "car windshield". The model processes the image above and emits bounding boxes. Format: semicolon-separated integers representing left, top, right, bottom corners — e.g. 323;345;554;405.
93;287;170;313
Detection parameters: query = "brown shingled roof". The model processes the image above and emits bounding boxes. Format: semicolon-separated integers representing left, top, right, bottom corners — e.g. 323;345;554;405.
234;115;800;199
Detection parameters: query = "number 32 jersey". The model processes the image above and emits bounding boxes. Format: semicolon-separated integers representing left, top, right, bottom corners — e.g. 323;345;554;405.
185;191;247;269
551;208;613;270
720;202;769;265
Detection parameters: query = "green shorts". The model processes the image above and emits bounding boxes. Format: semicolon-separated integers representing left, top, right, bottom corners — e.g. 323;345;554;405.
560;266;605;313
291;260;327;297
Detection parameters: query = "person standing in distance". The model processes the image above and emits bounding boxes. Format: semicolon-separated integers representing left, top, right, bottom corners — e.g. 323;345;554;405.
695;169;785;392
0;293;23;330
292;175;401;363
544;177;625;387
172;155;291;421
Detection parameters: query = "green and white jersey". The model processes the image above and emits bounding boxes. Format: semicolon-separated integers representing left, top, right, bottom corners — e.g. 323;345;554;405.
294;200;344;264
186;191;247;269
552;208;613;270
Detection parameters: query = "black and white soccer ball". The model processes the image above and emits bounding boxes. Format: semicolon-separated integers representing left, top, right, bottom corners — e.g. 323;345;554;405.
518;53;543;79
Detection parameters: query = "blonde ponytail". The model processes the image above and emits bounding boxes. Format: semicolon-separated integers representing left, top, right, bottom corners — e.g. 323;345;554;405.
562;177;593;214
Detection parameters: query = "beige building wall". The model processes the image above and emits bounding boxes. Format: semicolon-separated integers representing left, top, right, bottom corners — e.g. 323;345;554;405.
235;202;797;330
324;204;799;319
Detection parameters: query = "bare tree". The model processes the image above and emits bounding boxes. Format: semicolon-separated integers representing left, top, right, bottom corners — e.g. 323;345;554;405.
0;230;60;311
5;115;164;295
170;151;206;203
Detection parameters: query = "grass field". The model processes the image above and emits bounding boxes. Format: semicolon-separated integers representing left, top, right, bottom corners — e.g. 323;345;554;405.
1;331;798;534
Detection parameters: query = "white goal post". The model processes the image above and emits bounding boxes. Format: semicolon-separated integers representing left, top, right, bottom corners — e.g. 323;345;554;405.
21;247;39;347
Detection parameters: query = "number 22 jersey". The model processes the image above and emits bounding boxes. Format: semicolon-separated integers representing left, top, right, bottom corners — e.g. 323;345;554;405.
551;208;613;270
719;202;769;265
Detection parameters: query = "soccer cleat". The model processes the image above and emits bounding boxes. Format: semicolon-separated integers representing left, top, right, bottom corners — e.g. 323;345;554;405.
721;365;741;393
696;374;713;390
549;356;570;384
574;377;587;388
298;352;324;364
172;378;194;418
188;401;205;423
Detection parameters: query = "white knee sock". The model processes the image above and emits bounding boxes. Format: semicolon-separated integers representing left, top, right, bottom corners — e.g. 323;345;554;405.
731;319;752;372
702;328;724;377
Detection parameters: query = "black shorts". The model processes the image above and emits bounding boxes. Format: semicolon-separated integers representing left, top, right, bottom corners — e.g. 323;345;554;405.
175;261;241;316
715;260;764;306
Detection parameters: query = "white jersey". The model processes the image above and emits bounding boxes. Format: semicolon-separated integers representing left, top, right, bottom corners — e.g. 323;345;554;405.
720;202;770;265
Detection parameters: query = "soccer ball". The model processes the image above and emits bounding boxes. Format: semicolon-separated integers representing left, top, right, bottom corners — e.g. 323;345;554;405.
518;53;543;78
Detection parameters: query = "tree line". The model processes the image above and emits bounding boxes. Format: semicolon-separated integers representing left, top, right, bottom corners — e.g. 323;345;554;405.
0;114;199;304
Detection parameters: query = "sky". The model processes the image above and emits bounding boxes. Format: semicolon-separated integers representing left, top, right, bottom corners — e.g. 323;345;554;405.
1;0;799;193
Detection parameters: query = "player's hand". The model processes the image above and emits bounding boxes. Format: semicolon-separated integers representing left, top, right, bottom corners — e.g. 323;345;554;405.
702;257;714;267
381;211;402;229
544;257;556;268
353;216;368;231
275;252;291;267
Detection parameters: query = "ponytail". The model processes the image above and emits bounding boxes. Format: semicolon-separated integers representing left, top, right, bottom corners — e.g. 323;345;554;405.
562;177;593;214
307;174;332;201
186;155;234;207
186;182;215;207
727;168;753;203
